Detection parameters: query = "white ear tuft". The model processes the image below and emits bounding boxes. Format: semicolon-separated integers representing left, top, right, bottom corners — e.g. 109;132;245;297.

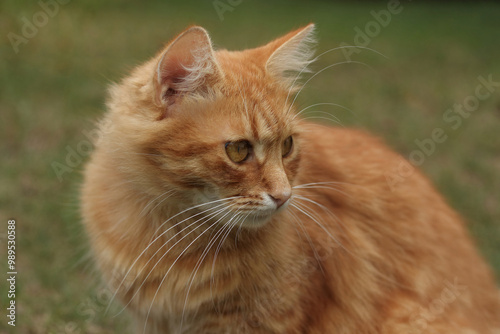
265;24;317;87
154;26;222;107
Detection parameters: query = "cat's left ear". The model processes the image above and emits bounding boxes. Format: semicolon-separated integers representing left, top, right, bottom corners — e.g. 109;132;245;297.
264;23;317;88
153;26;222;108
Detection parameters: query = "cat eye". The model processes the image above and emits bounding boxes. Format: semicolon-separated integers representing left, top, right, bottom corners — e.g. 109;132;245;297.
225;140;251;163
282;136;293;157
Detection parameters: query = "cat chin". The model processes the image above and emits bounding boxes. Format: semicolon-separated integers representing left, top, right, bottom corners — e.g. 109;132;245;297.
236;201;290;229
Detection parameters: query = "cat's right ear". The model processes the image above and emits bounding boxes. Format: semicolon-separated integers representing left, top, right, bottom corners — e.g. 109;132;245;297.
153;26;222;110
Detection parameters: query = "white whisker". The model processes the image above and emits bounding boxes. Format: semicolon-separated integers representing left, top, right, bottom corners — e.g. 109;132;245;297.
300;114;344;127
139;190;175;218
293;181;361;201
295;102;355;118
107;198;240;315
179;210;242;331
283;45;387;117
115;205;230;317
143;207;234;334
288;205;324;275
290;201;345;254
287;60;370;117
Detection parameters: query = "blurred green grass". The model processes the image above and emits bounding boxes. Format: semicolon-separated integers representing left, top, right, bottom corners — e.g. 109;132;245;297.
1;0;499;332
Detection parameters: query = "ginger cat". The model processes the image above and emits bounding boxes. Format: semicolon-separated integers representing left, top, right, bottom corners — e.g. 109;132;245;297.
81;24;500;333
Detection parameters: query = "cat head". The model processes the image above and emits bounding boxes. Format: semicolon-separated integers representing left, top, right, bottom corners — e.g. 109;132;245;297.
106;24;316;227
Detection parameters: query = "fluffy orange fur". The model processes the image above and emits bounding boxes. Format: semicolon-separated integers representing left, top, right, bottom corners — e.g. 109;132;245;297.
81;24;500;333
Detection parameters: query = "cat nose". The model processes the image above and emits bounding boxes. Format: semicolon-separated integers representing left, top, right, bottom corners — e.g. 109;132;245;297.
269;191;291;209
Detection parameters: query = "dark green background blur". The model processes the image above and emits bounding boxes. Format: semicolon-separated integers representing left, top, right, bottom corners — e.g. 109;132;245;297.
1;1;499;333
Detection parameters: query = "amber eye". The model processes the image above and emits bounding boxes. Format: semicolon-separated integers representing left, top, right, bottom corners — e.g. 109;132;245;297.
225;140;251;163
282;136;293;157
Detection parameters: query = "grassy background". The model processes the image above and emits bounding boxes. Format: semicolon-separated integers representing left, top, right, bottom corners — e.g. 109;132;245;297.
1;0;499;332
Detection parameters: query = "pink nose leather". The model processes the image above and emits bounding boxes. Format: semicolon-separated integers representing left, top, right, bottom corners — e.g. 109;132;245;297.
269;192;291;208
